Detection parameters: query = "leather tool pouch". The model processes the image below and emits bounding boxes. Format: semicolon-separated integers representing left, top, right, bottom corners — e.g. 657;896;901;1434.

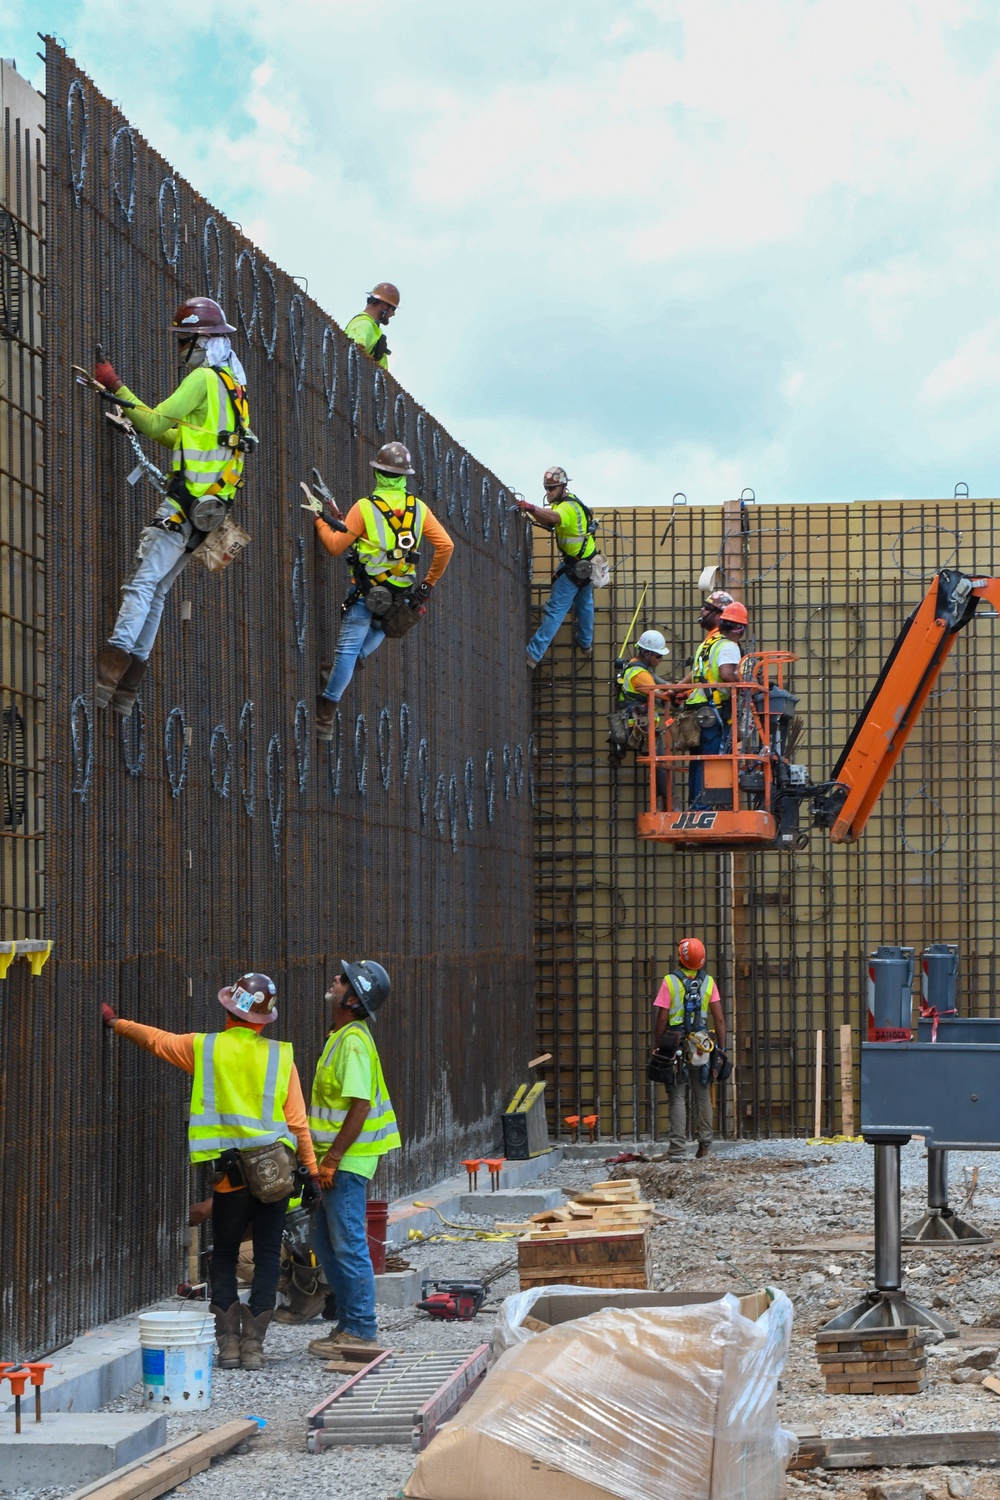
380;596;425;640
669;708;703;751
606;708;631;750
239;1142;297;1203
191;517;251;573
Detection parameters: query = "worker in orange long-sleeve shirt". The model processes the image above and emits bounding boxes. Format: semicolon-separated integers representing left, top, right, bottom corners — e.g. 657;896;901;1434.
102;973;320;1372
303;442;454;736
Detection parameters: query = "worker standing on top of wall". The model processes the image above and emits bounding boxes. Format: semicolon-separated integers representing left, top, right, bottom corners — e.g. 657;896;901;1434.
673;598;747;807
93;297;253;714
306;442;454;732
345;284;400;369
648;937;730;1160
307;960;401;1361
102;973;320;1371
518;468;598;668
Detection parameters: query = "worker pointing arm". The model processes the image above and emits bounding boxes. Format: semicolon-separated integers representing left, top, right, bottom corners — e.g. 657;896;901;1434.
102;971;318;1373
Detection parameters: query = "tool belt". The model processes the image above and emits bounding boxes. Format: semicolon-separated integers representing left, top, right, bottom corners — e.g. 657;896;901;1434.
647;1030;683;1085
357;573;426;640
220;1142;297;1204
167;472;233;533
558;554;595;585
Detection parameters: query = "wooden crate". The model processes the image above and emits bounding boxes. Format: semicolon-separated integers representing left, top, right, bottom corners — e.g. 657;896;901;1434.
518;1227;650;1290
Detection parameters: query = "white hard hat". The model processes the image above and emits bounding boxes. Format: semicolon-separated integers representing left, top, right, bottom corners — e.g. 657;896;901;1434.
636;630;668;656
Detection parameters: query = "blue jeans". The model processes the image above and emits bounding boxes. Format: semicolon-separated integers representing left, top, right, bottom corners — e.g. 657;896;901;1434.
322;598;386;703
310;1167;376;1339
689;712;724;808
110;522;192;659
527;571;594;664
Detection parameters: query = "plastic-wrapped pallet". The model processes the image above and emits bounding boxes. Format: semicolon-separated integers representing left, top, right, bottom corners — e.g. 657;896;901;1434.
405;1289;795;1500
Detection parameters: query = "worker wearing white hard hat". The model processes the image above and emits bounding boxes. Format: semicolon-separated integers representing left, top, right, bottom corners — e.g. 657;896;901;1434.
610;629;671;807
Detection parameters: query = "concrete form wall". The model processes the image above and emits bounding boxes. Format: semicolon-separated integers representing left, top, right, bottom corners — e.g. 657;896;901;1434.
531;497;1000;1141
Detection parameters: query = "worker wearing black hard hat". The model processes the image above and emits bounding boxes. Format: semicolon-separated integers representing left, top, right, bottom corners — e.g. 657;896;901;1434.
307;960;401;1361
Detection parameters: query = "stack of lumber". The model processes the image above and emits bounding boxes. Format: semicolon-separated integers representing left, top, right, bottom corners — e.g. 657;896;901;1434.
815;1325;928;1395
514;1180;653;1291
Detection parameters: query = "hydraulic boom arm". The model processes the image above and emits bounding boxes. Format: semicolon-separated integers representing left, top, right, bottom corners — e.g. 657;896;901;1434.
814;570;1000;844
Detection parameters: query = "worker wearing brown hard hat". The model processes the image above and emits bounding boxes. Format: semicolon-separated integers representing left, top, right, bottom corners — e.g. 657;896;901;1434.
648;937;731;1160
345;283;399;370
92;296;255;715
304;441;454;731
102;973;320;1371
517;466;599;667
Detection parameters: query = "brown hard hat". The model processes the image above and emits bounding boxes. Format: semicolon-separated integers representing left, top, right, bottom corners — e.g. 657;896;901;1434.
218;971;278;1025
170;296;236;336
370;441;415;475
368;282;400;308
543;467;569;488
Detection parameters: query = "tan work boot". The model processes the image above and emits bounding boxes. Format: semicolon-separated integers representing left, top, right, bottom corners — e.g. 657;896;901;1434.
307;1326;345;1359
211;1301;242;1369
316;695;337;741
322;1331;383;1368
94;645;134;709
111;654;148;717
239;1307;273;1370
696;1141;713;1159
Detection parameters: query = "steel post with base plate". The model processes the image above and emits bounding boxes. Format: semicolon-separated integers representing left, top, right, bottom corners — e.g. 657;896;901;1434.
821;1137;959;1336
901;1147;991;1245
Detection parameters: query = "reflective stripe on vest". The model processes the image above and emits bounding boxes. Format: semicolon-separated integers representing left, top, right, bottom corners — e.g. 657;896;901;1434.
687;632;730;706
354;495;426;584
663;969;713;1030
620;659;650;706
172;368;247;503
188;1029;294;1163
308;1022;401;1156
556;495;597;560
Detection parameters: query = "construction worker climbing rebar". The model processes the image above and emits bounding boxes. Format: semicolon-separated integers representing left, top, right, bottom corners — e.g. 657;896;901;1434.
648;938;731;1160
519;467;606;667
307;442;454;732
345;283;400;370
609;629;671;809
92;297;255;713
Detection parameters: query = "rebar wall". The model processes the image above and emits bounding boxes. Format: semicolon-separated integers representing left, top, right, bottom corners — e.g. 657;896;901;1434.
532;498;1000;1142
0;45;533;1362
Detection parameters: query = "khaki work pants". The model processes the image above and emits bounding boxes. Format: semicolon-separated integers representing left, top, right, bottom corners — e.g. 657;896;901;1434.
665;1078;714;1150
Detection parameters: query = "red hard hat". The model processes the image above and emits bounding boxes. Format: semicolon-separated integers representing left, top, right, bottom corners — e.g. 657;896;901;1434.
368;282;400;308
719;601;748;626
678;937;706;970
219;971;278;1025
169;296;236;336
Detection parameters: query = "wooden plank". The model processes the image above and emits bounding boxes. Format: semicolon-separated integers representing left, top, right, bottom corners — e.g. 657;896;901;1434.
64;1420;259;1500
839;1023;854;1136
814;1028;824;1138
818;1430;1000;1469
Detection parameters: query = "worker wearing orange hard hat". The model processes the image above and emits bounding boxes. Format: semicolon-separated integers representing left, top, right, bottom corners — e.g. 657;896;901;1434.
648;938;730;1160
345;283;399;370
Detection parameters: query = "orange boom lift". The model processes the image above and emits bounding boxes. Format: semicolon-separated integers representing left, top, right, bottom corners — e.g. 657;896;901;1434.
637;570;1000;852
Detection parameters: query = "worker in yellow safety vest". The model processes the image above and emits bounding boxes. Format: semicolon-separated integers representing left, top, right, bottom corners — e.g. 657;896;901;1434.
305;442;454;730
611;630;671;807
345;282;399;370
102;972;319;1371
93;297;255;715
517;467;599;666
648;938;730;1160
306;959;401;1361
670;594;746;806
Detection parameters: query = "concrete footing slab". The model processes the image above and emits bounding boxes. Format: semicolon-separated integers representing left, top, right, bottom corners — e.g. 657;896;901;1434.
459;1187;563;1218
388;1147;564;1246
0;1412;166;1486
374;1268;425;1308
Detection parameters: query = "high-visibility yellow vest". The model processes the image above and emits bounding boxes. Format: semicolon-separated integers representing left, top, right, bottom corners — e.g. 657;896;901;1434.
345;312;389;370
308;1021;401;1162
188;1027;295;1164
662;968;715;1029
553;494;597;560
618;657;661;726
172;365;248;507
686;631;735;707
354;487;426;586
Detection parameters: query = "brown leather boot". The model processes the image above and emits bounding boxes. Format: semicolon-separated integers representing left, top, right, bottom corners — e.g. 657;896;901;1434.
316;695;337;742
111;654;149;717
274;1262;328;1324
211;1301;242;1369
239;1306;273;1370
94;645;134;709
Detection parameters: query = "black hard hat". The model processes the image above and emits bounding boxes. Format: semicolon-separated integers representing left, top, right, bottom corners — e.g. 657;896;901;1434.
339;959;391;1019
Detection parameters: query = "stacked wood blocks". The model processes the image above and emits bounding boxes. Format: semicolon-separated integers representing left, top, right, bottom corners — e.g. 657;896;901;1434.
815;1325;928;1395
514;1179;654;1291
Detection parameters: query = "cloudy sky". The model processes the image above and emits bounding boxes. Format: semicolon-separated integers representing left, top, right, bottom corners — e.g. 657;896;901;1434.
6;1;1000;503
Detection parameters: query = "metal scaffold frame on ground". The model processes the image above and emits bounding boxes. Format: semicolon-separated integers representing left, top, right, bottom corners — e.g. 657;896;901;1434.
530;498;1000;1143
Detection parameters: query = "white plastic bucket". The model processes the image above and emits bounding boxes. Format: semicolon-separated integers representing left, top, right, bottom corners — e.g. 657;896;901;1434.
138;1310;214;1409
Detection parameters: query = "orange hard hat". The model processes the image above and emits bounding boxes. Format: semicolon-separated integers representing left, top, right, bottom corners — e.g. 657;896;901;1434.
368;282;400;308
719;601;748;626
169;296;235;336
678;937;706;970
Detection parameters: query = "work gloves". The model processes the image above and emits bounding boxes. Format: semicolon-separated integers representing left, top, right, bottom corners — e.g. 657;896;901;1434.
94;360;122;394
318;1159;339;1189
300;1174;324;1208
412;581;432;604
101;1003;118;1028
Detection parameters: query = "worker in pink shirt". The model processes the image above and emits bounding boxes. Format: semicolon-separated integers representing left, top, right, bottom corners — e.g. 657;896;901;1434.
649;937;730;1161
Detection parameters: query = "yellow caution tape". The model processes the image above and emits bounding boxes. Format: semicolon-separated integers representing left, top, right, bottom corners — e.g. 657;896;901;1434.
806;1135;864;1145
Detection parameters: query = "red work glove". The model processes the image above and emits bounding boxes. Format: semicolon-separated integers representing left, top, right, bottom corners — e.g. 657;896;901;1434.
101;1003;118;1028
94;360;122;393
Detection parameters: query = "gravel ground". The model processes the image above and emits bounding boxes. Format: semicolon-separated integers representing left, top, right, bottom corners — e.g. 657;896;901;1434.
7;1139;1000;1500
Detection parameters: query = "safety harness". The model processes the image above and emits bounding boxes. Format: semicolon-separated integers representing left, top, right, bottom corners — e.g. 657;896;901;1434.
555;496;599;584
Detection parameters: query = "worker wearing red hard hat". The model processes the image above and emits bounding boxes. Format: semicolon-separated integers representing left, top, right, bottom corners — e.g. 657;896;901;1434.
672;594;747;807
345;283;400;370
92;296;255;714
102;971;319;1372
649;938;730;1159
